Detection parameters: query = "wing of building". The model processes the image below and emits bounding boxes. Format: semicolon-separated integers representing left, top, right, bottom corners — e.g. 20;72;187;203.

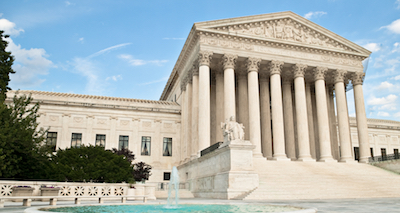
7;11;400;199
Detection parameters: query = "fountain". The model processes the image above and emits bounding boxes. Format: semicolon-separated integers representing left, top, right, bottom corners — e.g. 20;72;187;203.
166;166;180;207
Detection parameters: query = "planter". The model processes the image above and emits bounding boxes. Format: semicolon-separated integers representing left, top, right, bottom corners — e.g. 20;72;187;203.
127;188;135;201
40;187;60;201
12;187;34;202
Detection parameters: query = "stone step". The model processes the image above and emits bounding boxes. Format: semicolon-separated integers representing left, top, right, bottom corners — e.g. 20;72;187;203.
244;161;400;200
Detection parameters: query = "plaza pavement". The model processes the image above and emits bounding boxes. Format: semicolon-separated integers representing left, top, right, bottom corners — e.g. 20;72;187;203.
1;197;399;212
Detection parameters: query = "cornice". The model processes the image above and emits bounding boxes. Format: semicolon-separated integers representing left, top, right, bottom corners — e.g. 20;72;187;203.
8;90;179;106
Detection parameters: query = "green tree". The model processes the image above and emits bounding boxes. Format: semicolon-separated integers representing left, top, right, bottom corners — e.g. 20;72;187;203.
0;93;50;178
50;145;134;183
0;30;15;104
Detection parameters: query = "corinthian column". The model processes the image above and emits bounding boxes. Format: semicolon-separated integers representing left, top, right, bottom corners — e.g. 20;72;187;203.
185;74;193;160
293;64;314;161
180;80;188;161
334;70;354;163
352;72;370;163
215;68;224;143
260;70;272;159
282;73;296;160
191;63;199;158
246;57;262;156
222;54;237;121
313;67;336;162
270;60;289;160
198;51;213;153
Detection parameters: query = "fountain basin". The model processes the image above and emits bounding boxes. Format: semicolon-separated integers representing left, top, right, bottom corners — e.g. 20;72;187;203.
25;203;317;213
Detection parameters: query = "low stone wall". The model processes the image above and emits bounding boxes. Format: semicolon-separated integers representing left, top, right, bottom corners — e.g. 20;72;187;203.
0;181;156;200
371;159;400;174
178;139;259;199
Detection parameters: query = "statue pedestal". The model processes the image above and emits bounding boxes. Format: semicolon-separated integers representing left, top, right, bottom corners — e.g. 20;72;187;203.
178;139;259;199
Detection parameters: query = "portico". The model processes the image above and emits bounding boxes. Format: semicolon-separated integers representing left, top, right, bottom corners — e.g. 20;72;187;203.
161;11;372;163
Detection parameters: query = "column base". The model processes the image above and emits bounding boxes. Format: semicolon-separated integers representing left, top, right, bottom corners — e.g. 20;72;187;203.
358;158;369;164
318;158;337;163
297;157;316;162
272;156;291;161
339;158;357;163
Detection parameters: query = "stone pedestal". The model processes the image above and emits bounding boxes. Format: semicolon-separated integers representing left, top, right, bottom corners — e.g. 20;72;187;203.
40;187;60;201
12;187;34;202
178;139;259;199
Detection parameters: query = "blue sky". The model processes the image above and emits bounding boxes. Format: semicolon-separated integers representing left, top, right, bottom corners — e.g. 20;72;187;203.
1;0;400;121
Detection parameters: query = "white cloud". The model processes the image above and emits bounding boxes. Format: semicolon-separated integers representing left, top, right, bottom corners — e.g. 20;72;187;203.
88;43;131;59
377;81;395;90
392;42;400;53
377;112;390;117
367;94;398;111
71;57;103;95
5;37;53;88
381;19;400;34
118;54;168;66
65;1;75;6
394;75;400;80
396;0;400;9
304;11;327;20
0;18;24;36
363;43;381;52
395;112;400;117
106;75;122;81
78;37;84;43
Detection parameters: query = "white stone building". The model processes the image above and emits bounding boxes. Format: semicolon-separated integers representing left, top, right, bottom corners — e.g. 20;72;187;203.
7;12;400;199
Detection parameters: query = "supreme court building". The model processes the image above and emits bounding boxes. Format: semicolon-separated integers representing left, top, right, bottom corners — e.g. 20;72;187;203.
10;11;400;199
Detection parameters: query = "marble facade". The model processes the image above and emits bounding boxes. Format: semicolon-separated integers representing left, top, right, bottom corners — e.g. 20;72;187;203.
6;12;400;193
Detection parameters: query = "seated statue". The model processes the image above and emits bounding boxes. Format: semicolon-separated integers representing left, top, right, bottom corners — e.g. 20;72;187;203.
221;116;245;142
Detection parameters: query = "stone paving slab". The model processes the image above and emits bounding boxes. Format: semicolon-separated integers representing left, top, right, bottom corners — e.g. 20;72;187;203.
1;198;400;213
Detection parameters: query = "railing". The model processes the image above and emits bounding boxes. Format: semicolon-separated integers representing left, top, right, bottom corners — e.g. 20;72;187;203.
156;182;186;191
200;142;223;156
369;153;400;163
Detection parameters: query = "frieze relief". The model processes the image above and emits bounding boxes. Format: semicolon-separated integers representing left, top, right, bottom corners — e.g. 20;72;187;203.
213;18;356;52
200;35;363;68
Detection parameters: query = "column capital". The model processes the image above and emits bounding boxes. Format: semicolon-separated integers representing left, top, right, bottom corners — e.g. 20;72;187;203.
222;54;238;70
313;67;328;81
352;71;365;86
192;62;199;76
293;64;307;79
333;69;347;84
187;71;193;84
246;57;261;72
269;60;284;75
198;51;213;66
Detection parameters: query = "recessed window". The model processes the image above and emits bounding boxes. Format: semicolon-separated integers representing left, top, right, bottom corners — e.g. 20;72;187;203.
71;133;82;148
164;172;171;181
119;135;129;150
141;136;151;156
95;134;106;147
47;132;57;152
394;149;399;159
163;137;172;156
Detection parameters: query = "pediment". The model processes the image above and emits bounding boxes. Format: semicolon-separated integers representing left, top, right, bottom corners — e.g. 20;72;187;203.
194;11;371;56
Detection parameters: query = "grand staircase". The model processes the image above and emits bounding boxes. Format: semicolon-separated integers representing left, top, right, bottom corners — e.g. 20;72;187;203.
243;159;400;200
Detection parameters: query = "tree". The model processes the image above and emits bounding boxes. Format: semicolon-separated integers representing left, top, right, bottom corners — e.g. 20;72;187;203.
50;145;134;183
0;30;15;104
133;161;152;182
111;148;135;163
0;93;50;178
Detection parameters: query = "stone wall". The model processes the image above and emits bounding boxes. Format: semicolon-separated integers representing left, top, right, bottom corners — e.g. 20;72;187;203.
371;159;400;174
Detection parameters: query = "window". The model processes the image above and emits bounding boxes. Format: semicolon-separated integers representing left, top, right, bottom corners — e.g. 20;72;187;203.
163;137;172;156
119;135;129;150
164;172;171;181
394;149;399;159
47;132;57;152
370;148;374;157
71;133;82;148
381;148;387;160
354;147;359;161
141;136;151;156
95;134;106;147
